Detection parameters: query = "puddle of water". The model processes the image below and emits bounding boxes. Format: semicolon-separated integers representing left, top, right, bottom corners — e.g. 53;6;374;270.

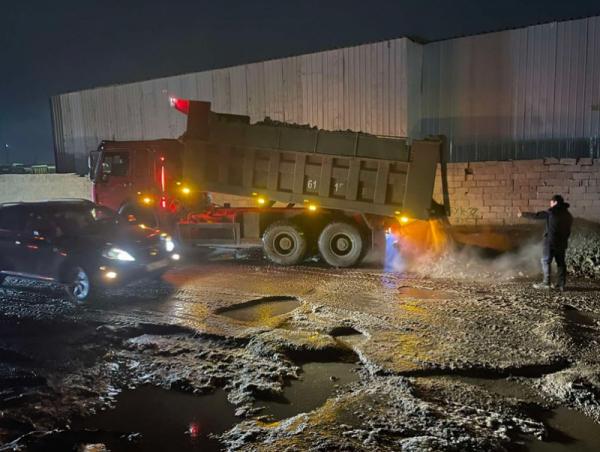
30;387;237;451
256;361;359;420
217;297;300;323
526;407;600;452
436;376;600;452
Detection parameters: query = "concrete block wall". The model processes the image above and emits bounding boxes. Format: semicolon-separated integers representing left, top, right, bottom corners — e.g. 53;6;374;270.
3;166;599;227
0;174;93;204
434;158;600;225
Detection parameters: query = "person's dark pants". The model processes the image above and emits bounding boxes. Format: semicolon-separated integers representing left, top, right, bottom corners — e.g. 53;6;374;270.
541;245;567;288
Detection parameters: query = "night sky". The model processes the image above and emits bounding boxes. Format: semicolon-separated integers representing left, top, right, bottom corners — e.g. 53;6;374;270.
1;0;599;165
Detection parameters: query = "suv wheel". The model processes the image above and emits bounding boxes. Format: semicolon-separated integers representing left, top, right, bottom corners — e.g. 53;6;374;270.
64;266;95;302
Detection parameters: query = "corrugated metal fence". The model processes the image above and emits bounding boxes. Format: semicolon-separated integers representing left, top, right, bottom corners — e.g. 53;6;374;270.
51;38;420;173
422;16;600;161
51;16;600;171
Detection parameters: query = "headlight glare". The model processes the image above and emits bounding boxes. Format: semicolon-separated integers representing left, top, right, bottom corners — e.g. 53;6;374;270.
103;247;135;261
165;238;175;252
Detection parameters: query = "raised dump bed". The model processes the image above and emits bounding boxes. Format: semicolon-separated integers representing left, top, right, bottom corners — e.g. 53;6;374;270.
182;101;444;220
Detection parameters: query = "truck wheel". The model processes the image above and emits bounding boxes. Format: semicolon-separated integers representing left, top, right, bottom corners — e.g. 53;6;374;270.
318;222;364;268
262;221;307;266
63;265;97;303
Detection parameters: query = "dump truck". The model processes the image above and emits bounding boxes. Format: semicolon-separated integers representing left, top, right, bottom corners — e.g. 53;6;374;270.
89;98;448;267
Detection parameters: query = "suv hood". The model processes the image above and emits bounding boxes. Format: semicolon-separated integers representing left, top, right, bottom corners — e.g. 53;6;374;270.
60;222;166;255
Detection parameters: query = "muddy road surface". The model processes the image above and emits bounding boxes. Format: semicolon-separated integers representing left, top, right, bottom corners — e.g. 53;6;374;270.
1;256;600;451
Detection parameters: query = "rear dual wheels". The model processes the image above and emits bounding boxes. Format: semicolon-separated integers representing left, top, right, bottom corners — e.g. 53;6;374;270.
262;221;308;266
262;220;364;268
318;222;364;268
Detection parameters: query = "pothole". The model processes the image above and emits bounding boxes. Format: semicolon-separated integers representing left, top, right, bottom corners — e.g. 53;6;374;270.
215;297;300;323
330;326;367;348
563;305;598;327
254;358;360;421
329;326;362;337
443;375;544;403
524;406;600;452
26;386;237;452
562;305;599;346
428;375;600;451
404;360;571;379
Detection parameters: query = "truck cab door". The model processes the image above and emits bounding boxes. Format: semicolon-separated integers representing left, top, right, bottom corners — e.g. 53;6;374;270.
95;151;133;211
131;148;152;196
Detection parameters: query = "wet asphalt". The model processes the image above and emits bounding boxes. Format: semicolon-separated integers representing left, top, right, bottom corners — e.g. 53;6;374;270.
1;255;600;450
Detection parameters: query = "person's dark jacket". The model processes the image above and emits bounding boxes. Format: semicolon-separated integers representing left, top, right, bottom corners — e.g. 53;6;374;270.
522;203;573;250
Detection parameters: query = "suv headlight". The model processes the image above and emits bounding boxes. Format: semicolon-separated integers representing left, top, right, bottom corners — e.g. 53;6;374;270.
164;236;175;252
103;247;136;261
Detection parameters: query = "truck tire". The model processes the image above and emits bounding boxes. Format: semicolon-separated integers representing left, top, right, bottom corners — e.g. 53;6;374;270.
318;222;364;268
262;221;307;266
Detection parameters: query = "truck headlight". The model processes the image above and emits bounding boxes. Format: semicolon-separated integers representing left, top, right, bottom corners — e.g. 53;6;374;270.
103;247;136;261
165;237;175;252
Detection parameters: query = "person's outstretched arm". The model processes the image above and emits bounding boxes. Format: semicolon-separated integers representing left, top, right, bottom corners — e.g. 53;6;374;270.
519;210;548;220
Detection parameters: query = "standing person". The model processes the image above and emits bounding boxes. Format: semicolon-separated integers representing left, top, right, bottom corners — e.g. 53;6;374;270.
518;195;573;291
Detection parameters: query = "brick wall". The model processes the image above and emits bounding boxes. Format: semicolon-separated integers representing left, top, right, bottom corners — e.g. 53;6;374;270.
434;158;600;225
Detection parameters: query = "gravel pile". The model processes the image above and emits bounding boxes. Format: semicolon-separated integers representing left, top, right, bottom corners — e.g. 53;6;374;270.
566;220;600;279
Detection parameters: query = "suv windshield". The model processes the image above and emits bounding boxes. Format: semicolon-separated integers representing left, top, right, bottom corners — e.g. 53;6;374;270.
47;204;116;236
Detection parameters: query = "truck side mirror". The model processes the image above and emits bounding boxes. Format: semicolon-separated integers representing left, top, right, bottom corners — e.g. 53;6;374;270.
88;150;100;181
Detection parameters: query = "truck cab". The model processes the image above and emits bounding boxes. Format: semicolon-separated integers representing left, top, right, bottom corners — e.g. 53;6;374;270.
90;140;183;216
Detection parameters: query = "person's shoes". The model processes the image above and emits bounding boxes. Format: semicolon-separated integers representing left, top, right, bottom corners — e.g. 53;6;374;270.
533;282;552;290
550;284;566;292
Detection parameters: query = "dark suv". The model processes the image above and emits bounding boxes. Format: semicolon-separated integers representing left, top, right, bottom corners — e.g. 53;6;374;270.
0;199;179;302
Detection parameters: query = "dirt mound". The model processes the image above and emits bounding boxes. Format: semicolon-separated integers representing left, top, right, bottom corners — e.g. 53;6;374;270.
566;219;600;279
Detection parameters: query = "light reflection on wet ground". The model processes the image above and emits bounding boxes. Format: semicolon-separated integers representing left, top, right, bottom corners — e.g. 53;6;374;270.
216;297;301;324
254;361;360;421
28;387;237;452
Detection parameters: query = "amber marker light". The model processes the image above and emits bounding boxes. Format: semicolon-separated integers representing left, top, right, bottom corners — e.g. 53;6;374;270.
257;197;266;205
